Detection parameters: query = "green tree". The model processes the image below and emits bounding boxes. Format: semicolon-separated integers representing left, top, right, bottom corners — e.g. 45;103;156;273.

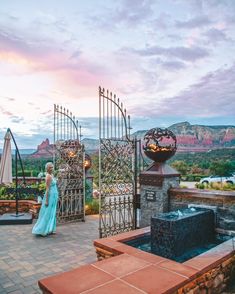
170;160;188;175
209;160;234;186
90;154;99;187
209;160;234;177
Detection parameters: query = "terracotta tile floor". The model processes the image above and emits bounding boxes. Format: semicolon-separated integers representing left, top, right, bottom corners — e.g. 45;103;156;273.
92;253;150;277
38;226;235;293
39;264;114;294
84;279;146;294
122;265;187;294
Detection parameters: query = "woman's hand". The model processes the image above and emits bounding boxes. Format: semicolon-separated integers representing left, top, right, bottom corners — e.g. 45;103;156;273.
45;200;49;206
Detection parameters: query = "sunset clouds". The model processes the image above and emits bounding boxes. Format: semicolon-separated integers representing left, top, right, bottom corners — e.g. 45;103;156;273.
0;0;235;147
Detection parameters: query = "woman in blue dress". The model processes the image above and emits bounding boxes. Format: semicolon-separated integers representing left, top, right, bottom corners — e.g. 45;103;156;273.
32;162;58;236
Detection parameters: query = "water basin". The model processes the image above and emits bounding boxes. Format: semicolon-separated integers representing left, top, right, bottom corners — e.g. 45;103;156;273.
123;233;232;263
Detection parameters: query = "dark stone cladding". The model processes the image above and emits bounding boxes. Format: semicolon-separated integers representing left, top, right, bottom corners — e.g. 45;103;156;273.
151;208;215;259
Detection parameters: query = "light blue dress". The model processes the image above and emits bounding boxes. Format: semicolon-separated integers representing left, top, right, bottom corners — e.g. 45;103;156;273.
32;177;58;236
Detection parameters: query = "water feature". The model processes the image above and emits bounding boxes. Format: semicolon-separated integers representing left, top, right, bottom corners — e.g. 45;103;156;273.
124;208;232;263
151;208;215;259
124;232;231;263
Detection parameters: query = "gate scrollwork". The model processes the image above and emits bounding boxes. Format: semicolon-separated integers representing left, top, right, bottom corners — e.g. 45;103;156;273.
99;88;136;238
54;105;85;223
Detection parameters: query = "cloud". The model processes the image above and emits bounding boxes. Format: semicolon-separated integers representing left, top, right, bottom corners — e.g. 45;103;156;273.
0;95;15;101
31;13;69;34
150;13;172;30
0;28;65;74
0;105;13;116
175;15;213;29
0;27;112;95
88;0;154;30
160;60;186;71
10;116;24;123
115;0;154;25
203;28;231;44
123;45;210;62
130;64;235;118
70;50;82;59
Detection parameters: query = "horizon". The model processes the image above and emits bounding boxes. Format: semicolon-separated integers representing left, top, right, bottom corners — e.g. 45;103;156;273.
0;1;235;148
1;120;235;150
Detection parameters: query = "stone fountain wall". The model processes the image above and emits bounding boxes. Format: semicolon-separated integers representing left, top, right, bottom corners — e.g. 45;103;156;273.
151;208;215;259
169;188;235;232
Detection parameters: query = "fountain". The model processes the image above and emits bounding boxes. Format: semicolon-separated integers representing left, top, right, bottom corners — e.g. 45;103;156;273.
135;128;233;262
90;127;235;294
151;207;215;259
124;206;232;262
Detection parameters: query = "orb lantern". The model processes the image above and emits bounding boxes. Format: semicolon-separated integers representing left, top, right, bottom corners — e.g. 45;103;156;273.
143;128;177;163
84;154;92;170
59;140;81;162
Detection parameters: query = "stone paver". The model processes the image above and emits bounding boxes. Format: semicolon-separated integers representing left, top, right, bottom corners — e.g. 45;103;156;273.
0;215;99;293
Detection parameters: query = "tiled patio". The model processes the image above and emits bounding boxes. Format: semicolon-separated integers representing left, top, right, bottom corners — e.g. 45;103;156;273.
0;215;99;294
39;227;235;293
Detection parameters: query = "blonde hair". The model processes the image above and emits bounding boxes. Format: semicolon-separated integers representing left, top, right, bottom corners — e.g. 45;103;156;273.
45;162;54;171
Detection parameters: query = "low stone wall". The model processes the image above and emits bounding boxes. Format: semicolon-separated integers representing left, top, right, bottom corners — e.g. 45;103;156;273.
94;245;235;293
93;229;235;294
179;255;235;294
12;177;44;185
95;246;117;261
169;188;235;231
0;200;41;218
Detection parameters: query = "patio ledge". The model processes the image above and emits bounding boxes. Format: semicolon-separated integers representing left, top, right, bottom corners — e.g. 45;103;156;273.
38;228;235;293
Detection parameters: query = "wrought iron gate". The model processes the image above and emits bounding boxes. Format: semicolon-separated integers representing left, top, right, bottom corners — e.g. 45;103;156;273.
99;87;141;238
54;105;85;223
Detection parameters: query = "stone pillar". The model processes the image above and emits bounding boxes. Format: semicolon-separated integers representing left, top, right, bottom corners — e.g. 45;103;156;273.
139;162;180;228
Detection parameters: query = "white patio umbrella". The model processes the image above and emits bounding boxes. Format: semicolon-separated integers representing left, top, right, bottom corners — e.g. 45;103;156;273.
0;130;12;185
0;129;32;224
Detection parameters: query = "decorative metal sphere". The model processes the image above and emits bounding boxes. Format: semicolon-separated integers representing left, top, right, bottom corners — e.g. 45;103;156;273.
143;128;177;162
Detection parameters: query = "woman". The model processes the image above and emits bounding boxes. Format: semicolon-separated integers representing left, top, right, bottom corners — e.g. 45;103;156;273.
32;162;58;236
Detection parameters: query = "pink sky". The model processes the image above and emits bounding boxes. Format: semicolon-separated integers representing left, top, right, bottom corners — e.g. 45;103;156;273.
0;0;235;148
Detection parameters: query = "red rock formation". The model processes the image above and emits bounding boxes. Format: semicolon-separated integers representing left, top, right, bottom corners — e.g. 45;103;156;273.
176;135;199;145
223;128;235;142
29;139;54;158
37;138;50;150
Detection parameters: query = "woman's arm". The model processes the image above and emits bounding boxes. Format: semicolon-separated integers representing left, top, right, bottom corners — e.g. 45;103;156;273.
45;174;52;206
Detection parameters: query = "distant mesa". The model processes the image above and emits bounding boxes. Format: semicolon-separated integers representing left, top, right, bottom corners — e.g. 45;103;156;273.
169;122;235;151
132;122;235;152
79;122;235;153
27;122;235;158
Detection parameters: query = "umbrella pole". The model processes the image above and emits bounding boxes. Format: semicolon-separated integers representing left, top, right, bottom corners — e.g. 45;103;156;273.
7;128;25;217
15;149;19;216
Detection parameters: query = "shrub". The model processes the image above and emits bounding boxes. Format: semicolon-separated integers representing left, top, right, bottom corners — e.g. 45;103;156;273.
210;182;235;191
196;182;235;191
223;183;235;191
85;199;99;215
210;182;221;190
186;175;194;181
0;186;6;196
195;183;205;189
